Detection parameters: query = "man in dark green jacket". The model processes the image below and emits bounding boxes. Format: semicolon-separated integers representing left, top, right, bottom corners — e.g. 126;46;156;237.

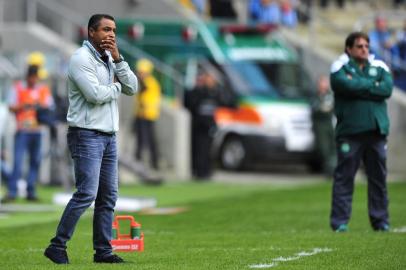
330;32;393;232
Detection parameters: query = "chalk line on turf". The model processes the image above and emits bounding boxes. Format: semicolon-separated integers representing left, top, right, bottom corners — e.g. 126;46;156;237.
392;226;406;233
249;247;333;269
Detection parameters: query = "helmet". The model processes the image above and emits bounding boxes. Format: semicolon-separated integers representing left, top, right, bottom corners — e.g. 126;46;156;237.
27;51;45;67
136;58;154;73
27;51;48;80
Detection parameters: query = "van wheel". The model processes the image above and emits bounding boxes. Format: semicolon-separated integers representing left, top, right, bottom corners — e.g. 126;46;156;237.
220;136;246;170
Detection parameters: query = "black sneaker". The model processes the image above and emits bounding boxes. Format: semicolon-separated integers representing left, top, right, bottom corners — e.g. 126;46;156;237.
374;224;390;232
94;254;124;263
26;195;40;202
44;246;69;264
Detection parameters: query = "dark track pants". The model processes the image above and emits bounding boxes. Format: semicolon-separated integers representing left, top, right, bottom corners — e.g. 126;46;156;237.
191;126;214;179
330;132;389;230
135;118;159;170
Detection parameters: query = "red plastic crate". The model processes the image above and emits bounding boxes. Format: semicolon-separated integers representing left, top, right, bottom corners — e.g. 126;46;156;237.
110;215;144;252
111;233;144;252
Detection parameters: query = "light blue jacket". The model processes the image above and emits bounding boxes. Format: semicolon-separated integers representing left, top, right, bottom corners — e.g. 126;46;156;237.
67;40;138;133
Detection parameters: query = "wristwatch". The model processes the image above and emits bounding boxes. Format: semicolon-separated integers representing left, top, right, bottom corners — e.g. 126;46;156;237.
113;55;124;64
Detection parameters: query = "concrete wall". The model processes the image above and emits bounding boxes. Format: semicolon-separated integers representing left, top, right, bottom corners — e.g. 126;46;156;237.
1;0;180;21
0;23;77;57
55;0;180;18
156;102;191;180
118;93;191;181
1;0;26;22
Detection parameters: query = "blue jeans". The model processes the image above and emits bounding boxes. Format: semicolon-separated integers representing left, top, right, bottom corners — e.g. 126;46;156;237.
8;131;42;198
1;158;11;183
50;128;118;256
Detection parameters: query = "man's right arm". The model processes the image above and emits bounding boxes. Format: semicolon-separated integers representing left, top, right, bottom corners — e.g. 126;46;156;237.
330;68;374;98
331;67;391;101
69;55;122;105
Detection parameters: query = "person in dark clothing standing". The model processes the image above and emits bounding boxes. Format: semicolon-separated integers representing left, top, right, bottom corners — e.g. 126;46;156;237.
329;32;393;232
185;70;228;179
209;0;237;19
311;75;336;177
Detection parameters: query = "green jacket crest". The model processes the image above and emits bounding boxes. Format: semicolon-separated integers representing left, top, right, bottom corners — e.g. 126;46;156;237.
330;54;393;137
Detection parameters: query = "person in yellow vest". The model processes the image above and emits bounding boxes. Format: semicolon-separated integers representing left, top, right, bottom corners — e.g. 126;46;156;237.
133;59;161;170
2;65;54;202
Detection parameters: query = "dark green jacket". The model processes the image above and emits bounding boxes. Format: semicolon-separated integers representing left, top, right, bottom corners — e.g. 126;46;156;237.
330;54;393;137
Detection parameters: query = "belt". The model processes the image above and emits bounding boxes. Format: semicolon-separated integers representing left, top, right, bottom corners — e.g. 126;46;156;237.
68;126;115;136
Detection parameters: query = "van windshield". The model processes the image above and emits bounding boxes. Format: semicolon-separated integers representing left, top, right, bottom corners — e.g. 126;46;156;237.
220;61;310;99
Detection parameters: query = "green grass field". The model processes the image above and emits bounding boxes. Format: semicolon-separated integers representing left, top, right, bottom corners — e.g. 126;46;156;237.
0;180;405;269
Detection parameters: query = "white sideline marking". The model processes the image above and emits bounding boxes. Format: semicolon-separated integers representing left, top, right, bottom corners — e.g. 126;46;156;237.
249;248;333;269
250;263;278;269
393;226;406;233
53;193;157;212
273;256;296;262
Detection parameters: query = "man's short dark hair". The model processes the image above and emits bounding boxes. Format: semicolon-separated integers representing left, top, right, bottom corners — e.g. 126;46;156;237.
88;14;115;33
26;65;39;78
345;32;369;50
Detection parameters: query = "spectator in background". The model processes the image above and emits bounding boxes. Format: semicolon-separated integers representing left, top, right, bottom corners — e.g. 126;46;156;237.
2;65;54;203
393;0;405;7
249;0;281;24
311;75;335;177
133;58;162;172
393;19;406;90
209;0;237;19
368;16;394;61
249;0;263;20
320;0;345;9
280;0;298;27
297;0;312;24
249;0;298;27
192;0;207;15
395;20;406;60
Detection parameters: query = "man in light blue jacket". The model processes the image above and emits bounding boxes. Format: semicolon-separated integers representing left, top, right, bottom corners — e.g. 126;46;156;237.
44;14;138;264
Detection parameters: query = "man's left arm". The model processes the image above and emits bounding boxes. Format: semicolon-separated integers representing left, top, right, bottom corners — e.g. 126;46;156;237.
369;68;393;99
114;61;138;96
